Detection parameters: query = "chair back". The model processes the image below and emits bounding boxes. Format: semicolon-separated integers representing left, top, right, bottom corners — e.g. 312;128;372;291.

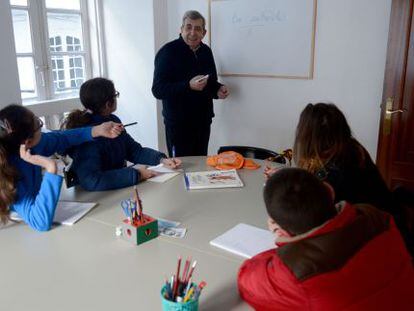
217;146;280;161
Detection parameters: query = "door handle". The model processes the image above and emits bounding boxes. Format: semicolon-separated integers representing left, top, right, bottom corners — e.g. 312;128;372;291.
383;97;405;135
385;109;404;116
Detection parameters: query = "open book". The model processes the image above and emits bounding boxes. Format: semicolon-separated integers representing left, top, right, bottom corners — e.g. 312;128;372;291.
210;223;276;258
184;169;244;190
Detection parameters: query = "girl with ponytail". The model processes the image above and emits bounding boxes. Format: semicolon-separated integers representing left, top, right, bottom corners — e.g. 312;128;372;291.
62;77;181;191
0;104;122;231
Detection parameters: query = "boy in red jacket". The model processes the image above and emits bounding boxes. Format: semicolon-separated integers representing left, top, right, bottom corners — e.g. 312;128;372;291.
238;168;414;311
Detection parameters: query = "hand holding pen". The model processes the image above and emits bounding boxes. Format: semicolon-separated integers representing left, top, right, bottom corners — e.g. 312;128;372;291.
161;157;182;169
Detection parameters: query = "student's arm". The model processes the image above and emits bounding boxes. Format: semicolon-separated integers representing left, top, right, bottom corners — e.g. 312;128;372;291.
124;133;166;166
33;123;122;157
152;47;190;100
238;249;306;310
71;142;140;191
33;127;94;157
12;172;63;232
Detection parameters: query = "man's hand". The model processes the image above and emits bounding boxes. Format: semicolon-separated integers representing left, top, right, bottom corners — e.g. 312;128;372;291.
217;85;229;99
20;144;57;174
92;121;123;138
189;75;208;91
161;157;182;169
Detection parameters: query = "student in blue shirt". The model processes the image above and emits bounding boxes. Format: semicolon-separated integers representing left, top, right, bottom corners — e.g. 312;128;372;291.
62;77;181;191
0;104;123;231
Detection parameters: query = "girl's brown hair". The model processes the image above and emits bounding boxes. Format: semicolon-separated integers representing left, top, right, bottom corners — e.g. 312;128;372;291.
62;78;116;129
293;103;365;174
0;105;37;224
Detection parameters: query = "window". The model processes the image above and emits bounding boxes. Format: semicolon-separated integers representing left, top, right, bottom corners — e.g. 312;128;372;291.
10;0;91;103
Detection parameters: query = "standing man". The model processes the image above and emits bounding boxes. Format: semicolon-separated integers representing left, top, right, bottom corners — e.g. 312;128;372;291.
152;10;229;157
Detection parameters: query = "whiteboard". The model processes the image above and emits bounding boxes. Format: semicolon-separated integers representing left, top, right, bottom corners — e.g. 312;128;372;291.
209;0;317;79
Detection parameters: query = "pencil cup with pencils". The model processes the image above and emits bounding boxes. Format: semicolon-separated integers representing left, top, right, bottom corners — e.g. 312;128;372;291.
119;186;158;245
161;257;206;311
161;283;199;311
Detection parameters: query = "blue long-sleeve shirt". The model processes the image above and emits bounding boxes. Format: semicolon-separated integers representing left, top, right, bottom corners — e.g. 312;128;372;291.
9;127;94;231
68;114;166;191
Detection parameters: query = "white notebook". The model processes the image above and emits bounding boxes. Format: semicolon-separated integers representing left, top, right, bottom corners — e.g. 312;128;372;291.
11;201;98;226
53;201;97;225
184;169;243;190
146;164;181;183
210;223;276;259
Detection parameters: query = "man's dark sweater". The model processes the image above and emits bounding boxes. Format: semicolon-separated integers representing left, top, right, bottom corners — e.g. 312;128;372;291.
152;35;222;127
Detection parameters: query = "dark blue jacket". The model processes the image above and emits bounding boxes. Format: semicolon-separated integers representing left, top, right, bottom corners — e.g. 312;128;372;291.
68;114;166;191
152;35;222;126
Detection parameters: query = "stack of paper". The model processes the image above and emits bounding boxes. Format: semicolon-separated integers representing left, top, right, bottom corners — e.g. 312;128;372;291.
210;223;276;258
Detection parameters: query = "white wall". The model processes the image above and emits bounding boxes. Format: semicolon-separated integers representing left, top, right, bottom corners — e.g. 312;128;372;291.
101;0;160;150
0;0;21;109
164;0;392;158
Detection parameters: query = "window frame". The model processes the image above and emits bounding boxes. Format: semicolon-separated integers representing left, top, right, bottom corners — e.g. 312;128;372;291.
10;0;92;106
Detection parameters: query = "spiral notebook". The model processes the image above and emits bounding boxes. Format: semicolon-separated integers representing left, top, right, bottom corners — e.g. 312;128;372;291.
210;223;276;259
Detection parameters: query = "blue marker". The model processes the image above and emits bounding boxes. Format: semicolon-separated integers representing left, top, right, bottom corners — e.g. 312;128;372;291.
172;145;176;158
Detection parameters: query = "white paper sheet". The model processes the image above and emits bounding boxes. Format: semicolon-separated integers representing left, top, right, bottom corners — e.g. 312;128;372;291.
210;223;276;258
10;201;97;226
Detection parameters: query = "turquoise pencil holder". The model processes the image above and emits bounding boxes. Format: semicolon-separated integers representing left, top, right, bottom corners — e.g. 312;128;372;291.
161;285;199;311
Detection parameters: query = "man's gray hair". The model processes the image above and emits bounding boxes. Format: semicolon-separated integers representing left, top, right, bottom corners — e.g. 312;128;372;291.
182;10;206;29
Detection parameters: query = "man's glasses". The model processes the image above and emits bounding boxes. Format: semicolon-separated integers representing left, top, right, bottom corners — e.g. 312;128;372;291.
114;91;120;98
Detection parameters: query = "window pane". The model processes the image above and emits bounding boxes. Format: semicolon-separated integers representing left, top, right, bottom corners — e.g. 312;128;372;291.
49;36;63;52
52;55;85;95
10;0;27;6
17;57;37;99
12;9;32;53
47;13;83;52
45;0;80;10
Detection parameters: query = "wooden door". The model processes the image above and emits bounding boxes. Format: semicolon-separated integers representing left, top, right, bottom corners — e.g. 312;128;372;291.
377;0;414;191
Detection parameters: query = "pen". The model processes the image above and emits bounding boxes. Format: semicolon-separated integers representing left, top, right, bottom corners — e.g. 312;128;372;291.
123;122;138;127
172;145;176;158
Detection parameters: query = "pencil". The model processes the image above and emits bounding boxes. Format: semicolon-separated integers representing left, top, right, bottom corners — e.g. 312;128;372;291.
123;122;138;127
134;186;143;221
173;257;181;298
182;258;191;284
185;260;197;284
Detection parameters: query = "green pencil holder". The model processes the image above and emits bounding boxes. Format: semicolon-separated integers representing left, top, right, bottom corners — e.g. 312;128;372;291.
161;285;199;311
